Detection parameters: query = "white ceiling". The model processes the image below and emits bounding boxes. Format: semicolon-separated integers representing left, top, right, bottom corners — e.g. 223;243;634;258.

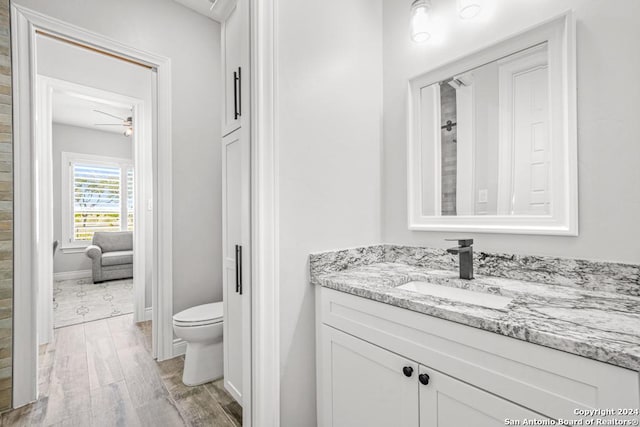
52;91;133;135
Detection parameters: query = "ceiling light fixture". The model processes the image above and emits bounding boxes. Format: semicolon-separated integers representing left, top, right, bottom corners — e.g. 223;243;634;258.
410;0;432;43
123;116;133;137
94;110;134;137
457;0;483;19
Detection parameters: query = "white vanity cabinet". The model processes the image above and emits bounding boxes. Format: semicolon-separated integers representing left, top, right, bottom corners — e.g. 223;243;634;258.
322;326;419;427
316;287;640;426
418;365;542;426
322;326;541;427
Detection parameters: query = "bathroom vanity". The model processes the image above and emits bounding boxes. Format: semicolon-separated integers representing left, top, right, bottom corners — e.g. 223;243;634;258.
311;9;640;427
311;245;640;426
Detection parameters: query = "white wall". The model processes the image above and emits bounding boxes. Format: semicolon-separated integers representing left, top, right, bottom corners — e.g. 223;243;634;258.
52;123;133;274
275;0;383;425
382;0;640;264
16;0;224;312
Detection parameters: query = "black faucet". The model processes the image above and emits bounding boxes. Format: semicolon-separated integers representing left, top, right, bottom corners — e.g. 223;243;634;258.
446;238;474;280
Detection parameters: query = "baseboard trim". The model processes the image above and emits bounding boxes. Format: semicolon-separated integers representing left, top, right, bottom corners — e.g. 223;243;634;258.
144;307;153;321
173;338;187;357
53;270;92;281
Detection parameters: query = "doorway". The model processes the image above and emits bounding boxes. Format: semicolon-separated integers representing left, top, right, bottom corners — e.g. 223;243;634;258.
12;5;174;408
34;41;152;382
47;83;140;332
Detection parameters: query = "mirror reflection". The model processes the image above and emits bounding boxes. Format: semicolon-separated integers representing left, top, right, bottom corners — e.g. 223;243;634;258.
420;42;550;217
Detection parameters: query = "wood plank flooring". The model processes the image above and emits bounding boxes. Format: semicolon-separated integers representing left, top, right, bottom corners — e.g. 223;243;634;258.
0;314;242;427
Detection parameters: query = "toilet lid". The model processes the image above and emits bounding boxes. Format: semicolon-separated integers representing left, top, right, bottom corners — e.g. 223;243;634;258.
173;302;223;325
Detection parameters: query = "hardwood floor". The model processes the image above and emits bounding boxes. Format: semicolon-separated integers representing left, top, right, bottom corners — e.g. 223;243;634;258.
1;314;242;427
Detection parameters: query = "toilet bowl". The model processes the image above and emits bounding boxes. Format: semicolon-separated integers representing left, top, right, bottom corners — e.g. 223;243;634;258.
173;302;224;386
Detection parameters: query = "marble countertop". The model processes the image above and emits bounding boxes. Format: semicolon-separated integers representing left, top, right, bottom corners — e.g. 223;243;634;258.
314;262;640;372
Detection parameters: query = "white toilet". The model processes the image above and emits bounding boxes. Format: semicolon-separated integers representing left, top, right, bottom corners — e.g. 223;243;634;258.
172;302;224;386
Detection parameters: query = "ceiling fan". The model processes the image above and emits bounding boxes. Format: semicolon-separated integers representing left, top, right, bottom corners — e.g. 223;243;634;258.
93;110;134;137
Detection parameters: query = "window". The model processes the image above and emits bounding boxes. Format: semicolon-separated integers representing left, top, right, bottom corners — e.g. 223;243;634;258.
62;152;134;247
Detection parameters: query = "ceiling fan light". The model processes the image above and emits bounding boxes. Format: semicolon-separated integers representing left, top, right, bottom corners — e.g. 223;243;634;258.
124;127;133;137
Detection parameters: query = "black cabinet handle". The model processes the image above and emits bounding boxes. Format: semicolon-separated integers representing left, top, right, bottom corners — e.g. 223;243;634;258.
419;373;430;385
402;366;413;377
238;244;243;295
233;70;239;120
237;67;242;118
234;244;240;293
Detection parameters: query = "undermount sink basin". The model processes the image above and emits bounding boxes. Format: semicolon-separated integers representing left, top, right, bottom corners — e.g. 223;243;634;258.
397;281;513;310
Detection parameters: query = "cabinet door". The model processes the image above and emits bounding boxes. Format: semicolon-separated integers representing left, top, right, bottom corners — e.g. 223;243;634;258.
222;128;248;404
319;326;419;427
419;366;544;426
222;0;243;136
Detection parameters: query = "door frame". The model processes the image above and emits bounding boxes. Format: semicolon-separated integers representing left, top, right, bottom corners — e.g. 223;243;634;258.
11;4;174;408
35;76;149;345
249;0;280;424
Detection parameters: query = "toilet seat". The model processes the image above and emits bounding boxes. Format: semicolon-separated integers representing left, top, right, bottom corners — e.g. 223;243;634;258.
173;302;223;327
172;302;225;386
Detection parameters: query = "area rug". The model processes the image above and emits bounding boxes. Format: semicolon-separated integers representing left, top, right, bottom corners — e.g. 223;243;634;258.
53;277;134;328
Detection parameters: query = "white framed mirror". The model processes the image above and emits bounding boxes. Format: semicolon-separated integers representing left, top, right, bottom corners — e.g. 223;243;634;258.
407;12;577;235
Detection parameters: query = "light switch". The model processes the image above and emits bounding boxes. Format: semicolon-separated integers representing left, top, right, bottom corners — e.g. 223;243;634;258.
147;199;153;211
478;189;488;203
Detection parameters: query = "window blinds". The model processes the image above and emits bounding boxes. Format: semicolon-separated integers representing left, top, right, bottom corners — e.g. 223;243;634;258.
72;163;122;241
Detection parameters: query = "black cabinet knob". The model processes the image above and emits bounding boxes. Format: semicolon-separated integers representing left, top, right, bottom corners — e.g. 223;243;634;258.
402;366;413;377
419;373;430;385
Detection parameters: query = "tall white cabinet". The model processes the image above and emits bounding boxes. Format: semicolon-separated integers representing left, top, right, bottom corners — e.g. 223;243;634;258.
221;0;250;414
